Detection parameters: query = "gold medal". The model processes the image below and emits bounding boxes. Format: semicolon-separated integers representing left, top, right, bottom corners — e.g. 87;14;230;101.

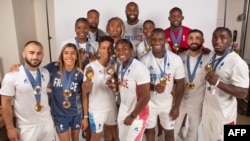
85;68;94;80
63;89;72;98
144;46;151;52
34;103;44;112
204;64;213;73
119;79;123;87
107;77;115;84
106;67;115;75
173;43;180;51
78;48;85;54
159;77;167;87
62;100;71;108
186;82;195;90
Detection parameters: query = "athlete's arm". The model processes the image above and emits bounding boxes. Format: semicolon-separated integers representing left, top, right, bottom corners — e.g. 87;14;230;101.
1;95;20;140
170;78;184;120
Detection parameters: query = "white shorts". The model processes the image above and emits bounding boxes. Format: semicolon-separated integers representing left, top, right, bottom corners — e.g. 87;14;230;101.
18;120;56;141
146;106;175;130
89;108;118;133
118;118;147;141
117;104;149;141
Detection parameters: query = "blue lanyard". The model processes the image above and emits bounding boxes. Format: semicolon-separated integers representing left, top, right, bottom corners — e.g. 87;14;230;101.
154;52;168;77
144;39;148;48
210;47;231;72
23;65;41;103
75;37;90;52
62;69;76;91
120;57;134;80
187;53;202;82
170;27;183;44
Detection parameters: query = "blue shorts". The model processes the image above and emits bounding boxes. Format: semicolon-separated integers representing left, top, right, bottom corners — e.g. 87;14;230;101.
54;114;82;133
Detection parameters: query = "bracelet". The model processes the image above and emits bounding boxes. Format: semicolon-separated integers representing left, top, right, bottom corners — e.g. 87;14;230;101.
214;79;220;87
83;115;88;119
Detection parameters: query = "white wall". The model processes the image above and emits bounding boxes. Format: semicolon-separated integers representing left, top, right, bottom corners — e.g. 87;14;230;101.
0;0;19;78
54;0;218;55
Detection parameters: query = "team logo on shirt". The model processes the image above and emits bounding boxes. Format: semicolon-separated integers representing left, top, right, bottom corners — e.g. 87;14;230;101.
24;79;28;83
134;127;139;132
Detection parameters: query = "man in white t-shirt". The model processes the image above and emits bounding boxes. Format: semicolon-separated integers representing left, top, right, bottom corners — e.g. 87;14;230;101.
0;41;56;141
86;9;106;42
176;29;212;141
140;28;185;141
124;2;144;57
202;27;249;141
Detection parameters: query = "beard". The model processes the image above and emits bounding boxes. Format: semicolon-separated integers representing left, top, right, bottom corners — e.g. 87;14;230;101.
189;43;202;51
24;57;42;68
89;24;98;30
126;14;138;23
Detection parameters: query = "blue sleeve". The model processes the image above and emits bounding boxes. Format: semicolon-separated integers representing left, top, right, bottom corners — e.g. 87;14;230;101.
44;61;56;72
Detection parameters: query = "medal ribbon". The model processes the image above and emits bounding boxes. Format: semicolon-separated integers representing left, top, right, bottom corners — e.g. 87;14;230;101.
62;69;76;94
170;27;183;44
23;65;41;103
154;52;168;77
210;47;231;72
187;52;202;82
144;39;148;49
112;44;117;62
120;57;134;81
75;37;90;52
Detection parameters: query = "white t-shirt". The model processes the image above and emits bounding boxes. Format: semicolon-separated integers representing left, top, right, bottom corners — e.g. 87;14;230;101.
137;40;172;59
140;50;185;109
117;59;150;114
84;60;117;112
202;51;249;141
59;37;98;58
124;20;144;57
0;65;52;128
179;50;213;108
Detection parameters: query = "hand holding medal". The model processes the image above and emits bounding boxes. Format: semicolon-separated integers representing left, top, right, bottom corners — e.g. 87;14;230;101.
106;67;118;92
85;67;94;81
204;64;213;74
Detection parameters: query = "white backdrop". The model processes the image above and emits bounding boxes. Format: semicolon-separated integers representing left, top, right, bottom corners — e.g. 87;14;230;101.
54;0;218;54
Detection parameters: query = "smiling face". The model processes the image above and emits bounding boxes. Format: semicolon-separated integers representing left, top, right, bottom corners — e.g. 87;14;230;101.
143;21;155;40
187;31;204;52
62;46;78;68
212;28;232;55
115;39;133;65
75;18;89;41
98;40;113;60
107;18;123;38
150;29;166;58
125;2;139;24
23;42;44;70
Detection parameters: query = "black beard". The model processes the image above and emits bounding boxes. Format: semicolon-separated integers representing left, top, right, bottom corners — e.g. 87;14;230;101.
25;58;42;68
126;15;138;23
189;43;202;51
